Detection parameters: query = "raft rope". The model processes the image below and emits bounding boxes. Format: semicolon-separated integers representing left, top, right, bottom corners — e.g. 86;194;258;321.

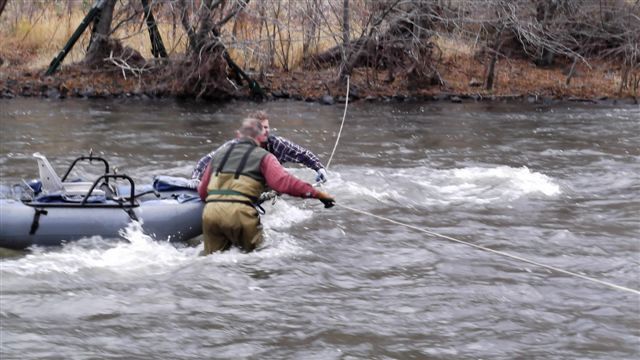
317;75;640;296
337;203;640;295
325;76;349;170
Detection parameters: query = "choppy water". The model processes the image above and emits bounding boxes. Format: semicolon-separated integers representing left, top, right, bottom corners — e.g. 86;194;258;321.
1;98;639;359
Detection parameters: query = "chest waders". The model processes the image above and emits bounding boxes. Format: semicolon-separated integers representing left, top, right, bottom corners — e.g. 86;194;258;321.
202;139;269;253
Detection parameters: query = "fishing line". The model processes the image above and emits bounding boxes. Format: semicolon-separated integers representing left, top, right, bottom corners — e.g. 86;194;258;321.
316;75;639;296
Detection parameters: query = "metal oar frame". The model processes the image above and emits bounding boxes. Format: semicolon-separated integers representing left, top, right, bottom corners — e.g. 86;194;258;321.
26;155;140;208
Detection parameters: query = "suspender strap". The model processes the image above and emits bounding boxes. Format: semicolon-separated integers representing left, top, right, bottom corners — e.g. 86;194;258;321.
235;146;256;179
215;143;236;176
207;189;258;203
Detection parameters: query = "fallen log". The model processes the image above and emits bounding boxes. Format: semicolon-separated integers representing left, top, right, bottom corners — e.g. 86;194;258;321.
45;0;108;75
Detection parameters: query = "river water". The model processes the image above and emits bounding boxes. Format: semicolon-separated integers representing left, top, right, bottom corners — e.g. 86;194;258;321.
0;98;638;359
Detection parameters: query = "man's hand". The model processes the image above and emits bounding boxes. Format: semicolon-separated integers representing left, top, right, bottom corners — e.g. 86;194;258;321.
315;168;328;183
316;191;335;208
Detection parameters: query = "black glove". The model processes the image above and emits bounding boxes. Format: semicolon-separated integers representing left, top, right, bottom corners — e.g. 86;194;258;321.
316;191;335;208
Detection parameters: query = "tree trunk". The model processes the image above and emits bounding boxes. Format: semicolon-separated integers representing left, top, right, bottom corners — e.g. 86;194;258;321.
260;2;275;69
339;0;351;81
192;0;218;54
141;0;168;58
618;61;630;94
484;30;504;91
0;0;6;66
269;1;280;68
0;0;8;20
565;57;578;86
302;1;315;59
274;0;291;71
178;0;197;53
534;0;558;66
484;50;498;90
84;0;117;67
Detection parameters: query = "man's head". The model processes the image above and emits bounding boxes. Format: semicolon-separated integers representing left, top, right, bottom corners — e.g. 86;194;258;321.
249;111;270;137
238;117;267;146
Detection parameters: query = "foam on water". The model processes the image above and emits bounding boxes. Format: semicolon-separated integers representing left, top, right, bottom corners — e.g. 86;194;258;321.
312;169;402;203
1;165;560;277
540;148;609;157
201;230;311;266
0;201;315;278
326;165;560;208
341;175;404;202
261;198;315;229
448;165;560;197
0;222;198;277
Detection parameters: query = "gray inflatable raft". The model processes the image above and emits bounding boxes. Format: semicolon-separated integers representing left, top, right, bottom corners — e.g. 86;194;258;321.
0;153;204;250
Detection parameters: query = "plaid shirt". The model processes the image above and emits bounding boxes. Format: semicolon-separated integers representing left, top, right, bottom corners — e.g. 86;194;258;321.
191;135;324;180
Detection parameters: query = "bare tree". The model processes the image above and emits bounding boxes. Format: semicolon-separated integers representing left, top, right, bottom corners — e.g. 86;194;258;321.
10;0;637;96
169;0;255;98
302;0;321;60
84;0;117;67
308;0;441;84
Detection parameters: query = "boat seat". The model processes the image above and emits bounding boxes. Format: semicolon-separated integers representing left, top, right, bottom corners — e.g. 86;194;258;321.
33;153;105;197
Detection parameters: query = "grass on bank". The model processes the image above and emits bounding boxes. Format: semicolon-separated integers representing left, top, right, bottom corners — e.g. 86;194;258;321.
0;3;341;72
0;7;192;70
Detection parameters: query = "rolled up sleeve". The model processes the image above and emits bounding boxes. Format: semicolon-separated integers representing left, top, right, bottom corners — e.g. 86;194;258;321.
260;154;318;198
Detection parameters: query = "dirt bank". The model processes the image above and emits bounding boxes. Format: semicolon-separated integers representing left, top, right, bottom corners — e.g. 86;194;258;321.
0;55;637;105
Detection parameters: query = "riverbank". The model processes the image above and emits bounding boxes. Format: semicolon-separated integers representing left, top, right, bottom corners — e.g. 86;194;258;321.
0;56;637;105
2;0;637;106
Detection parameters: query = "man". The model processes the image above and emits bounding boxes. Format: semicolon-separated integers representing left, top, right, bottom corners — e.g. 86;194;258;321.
198;117;335;254
192;111;328;184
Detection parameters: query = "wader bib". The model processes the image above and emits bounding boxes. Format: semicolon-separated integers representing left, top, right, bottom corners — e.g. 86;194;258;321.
202;139;269;253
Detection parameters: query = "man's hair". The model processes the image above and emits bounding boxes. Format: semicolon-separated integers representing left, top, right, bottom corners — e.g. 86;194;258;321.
248;110;269;121
238;117;264;138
